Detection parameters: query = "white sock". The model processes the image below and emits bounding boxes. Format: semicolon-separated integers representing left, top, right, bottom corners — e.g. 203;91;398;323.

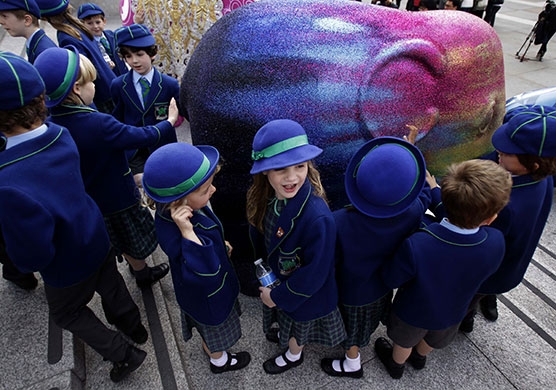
332;352;360;372
210;351;237;367
275;348;302;367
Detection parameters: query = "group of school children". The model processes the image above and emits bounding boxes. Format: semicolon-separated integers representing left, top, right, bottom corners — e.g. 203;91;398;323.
1;0;556;384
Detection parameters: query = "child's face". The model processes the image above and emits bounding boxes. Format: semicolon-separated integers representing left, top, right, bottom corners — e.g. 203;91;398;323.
498;151;529;176
83;15;106;37
0;12;27;37
75;80;96;106
123;50;154;76
264;162;308;200
185;173;216;210
444;1;457;10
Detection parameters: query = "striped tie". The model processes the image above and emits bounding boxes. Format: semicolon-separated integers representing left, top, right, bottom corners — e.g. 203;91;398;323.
99;36;110;52
139;77;150;104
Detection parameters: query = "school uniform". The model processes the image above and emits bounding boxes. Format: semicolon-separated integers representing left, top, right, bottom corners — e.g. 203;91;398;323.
102;30;128;76
26;28;57;64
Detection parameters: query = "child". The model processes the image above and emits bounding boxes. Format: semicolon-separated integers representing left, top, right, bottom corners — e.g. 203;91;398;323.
142;142;251;373
465;105;556;329
111;23;179;179
77;3;128;76
321;136;431;378
247;119;346;374
375;159;512;379
34;46;178;289
36;0;115;113
0;0;56;63
0;51;147;383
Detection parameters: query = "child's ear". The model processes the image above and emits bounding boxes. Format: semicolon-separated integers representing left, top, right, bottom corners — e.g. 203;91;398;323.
482;213;498;226
24;14;33;27
72;82;81;95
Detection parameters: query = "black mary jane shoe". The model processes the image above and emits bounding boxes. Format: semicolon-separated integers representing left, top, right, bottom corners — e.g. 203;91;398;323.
265;327;280;344
321;357;363;378
135;263;170;289
210;351;251;374
263;351;304;375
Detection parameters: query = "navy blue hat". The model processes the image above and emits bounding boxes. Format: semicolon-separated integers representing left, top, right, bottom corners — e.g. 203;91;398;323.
34;46;80;108
36;0;68;17
114;24;155;48
143;143;220;203
0;51;45;110
345;137;426;218
250;119;322;174
77;3;104;19
0;0;41;18
493;105;556;157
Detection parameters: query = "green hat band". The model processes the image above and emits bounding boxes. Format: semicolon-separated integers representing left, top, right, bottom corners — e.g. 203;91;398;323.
41;0;68;14
146;155;210;197
252;134;308;161
48;50;77;102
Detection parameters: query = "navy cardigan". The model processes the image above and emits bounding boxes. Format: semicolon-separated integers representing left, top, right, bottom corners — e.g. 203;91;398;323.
49;104;174;215
334;184;431;307
249;180;338;322
0;123;110;287
382;223;505;330
155;206;240;326
27;29;57;64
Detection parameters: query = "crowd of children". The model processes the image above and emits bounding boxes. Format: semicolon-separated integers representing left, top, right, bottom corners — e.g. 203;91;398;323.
1;0;556;384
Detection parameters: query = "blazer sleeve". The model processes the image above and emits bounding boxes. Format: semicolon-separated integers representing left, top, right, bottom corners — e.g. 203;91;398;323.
381;237;417;289
100;112;173;150
110;78;125;122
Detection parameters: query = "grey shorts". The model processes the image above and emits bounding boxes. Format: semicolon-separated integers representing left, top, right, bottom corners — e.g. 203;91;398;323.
386;311;459;349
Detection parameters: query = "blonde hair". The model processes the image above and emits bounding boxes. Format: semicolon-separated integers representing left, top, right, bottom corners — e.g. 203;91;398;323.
246;160;327;233
62;54;97;105
43;5;93;41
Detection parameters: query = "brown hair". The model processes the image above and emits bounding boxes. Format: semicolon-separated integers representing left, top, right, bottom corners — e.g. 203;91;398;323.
0;94;47;134
43;5;93;40
62;54;97;105
81;14;105;23
440;159;512;229
7;9;39;27
118;44;158;60
516;154;556;181
246;160;327;233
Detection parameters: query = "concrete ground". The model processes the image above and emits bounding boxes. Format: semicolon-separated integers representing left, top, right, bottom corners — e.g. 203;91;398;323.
1;1;555;389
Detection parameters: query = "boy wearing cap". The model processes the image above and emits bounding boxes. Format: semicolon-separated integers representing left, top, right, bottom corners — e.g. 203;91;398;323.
320;137;432;378
0;0;56;63
77;3;127;76
110;24;179;178
375;159;512;379
0;51;147;382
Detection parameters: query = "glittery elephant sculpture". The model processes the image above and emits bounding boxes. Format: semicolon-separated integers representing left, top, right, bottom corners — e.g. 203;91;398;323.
180;0;505;293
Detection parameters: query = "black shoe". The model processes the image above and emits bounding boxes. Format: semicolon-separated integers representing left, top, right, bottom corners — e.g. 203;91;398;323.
3;273;38;291
374;337;404;379
127;323;148;344
321;357;363;378
135;263;170;289
407;348;426;370
459;313;475;333
210;351;251;374
265;327;279;344
110;345;147;382
480;295;498;322
263;351;304;374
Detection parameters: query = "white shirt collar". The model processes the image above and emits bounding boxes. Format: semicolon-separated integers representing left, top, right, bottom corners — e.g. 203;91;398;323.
133;68;154;85
5;124;48;149
439;218;479;235
26;28;41;48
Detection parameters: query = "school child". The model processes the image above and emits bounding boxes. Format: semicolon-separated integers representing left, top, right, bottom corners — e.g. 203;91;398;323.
34;46;177;289
247;119;346;374
36;0;115;113
0;51;147;383
0;0;56;63
462;105;556;330
111;24;179;179
321;136;431;378
375;159;512;379
142;142;251;373
77;3;127;76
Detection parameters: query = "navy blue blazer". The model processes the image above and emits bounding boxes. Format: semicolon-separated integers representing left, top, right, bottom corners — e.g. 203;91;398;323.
334;184;431;307
382;223;505;330
27;29;57;64
479;174;553;294
57;30;115;108
103;30;128;76
0;123;110;288
249;180;338;322
155;206;240;326
49;104;174;215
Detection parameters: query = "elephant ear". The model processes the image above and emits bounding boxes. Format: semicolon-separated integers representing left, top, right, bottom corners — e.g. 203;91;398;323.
359;39;445;141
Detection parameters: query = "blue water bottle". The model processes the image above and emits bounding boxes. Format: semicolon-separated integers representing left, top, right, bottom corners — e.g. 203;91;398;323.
254;258;280;289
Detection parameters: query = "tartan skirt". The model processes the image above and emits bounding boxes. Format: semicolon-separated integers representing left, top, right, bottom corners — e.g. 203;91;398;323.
340;291;392;349
103;202;158;260
263;305;346;348
181;300;242;353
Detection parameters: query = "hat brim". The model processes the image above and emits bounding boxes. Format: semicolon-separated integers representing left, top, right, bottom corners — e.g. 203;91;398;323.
143;145;220;203
119;35;156;48
78;10;104;19
491;123;526;155
250;145;323;174
0;4;40;18
44;45;80;108
345;137;426;218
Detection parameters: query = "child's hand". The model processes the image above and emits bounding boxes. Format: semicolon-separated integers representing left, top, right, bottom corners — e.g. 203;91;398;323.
225;240;233;257
134;9;145;24
133;173;143;188
168;98;179;125
109;60;115;69
259;286;276;308
403;124;419;145
426;170;439;189
170;204;201;244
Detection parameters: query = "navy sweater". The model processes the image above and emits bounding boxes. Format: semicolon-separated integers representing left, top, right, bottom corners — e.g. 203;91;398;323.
0;124;110;287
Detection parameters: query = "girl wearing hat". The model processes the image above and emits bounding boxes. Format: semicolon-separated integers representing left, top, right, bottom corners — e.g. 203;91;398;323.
142;143;251;374
247;119;345;374
36;0;116;113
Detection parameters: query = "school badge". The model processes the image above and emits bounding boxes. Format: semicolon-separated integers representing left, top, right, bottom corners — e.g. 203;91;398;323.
155;103;169;120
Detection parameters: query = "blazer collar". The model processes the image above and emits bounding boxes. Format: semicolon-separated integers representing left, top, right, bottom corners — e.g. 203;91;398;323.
419;223;489;247
50;104;97;117
511;174;541;189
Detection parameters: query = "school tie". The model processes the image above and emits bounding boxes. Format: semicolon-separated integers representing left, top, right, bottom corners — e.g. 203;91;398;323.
99;36;110;52
139;77;150;104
